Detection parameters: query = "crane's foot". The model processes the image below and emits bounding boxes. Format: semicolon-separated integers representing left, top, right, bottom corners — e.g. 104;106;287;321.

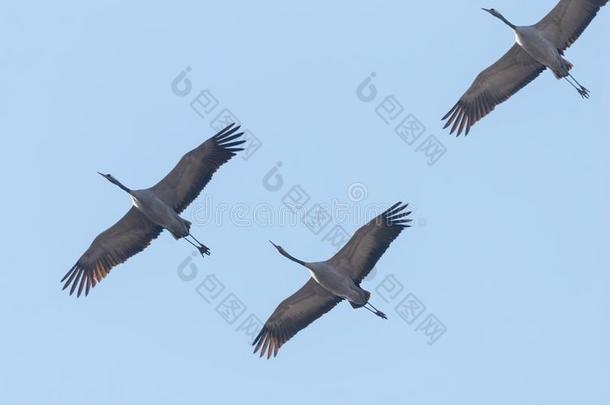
578;86;590;99
376;310;388;320
365;302;388;319
197;245;211;257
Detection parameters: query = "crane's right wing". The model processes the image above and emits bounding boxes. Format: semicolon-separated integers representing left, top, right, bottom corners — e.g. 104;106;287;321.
442;44;546;136
253;279;342;359
61;207;163;297
328;202;411;285
535;0;608;52
151;124;245;214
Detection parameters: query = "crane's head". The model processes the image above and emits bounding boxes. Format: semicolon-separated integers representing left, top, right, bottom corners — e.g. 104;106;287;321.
481;7;515;29
97;172;130;192
269;240;306;266
98;172;118;184
269;240;286;255
482;8;504;19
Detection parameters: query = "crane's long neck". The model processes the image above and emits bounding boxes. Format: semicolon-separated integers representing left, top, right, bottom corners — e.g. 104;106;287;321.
496;13;516;30
113;179;132;194
278;248;307;266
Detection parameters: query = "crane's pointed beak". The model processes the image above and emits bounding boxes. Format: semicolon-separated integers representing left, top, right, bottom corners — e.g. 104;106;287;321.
97;172;105;178
269;240;279;249
481;8;491;13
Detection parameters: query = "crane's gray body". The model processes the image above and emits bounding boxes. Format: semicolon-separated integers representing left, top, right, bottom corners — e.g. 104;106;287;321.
306;261;369;306
515;26;572;78
62;124;245;298
130;189;191;239
442;2;608;135
255;204;410;358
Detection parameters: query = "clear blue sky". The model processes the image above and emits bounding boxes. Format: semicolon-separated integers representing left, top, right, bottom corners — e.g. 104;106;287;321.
1;1;609;404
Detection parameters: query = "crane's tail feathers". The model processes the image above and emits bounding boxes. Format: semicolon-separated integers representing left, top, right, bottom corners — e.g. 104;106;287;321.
168;219;193;240
552;58;573;79
170;230;184;239
349;289;371;308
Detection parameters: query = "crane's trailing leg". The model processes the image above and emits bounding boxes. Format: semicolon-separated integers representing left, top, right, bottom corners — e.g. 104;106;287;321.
184;235;211;257
567;73;590;98
553;58;590;99
364;302;387;319
188;233;210;254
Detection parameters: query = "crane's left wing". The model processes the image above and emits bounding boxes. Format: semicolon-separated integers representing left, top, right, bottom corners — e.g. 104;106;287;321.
253;279;342;359
535;0;608;52
328;202;411;285
152;124;245;213
442;44;546;136
61;207;163;297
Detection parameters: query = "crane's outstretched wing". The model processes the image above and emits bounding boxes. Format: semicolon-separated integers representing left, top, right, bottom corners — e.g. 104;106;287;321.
328;202;411;285
152;124;245;213
442;45;546;136
61;208;163;297
253;279;342;359
535;0;608;52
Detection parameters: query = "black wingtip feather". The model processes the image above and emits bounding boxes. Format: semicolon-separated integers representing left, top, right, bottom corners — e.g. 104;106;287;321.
214;124;240;140
219;133;244;144
222;140;246;148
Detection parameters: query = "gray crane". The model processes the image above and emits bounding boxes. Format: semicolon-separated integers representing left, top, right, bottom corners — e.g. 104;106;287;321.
443;0;607;136
253;202;411;358
61;124;244;297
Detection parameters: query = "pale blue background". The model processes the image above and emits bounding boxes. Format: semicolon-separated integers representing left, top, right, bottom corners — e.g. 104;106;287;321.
1;1;609;404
